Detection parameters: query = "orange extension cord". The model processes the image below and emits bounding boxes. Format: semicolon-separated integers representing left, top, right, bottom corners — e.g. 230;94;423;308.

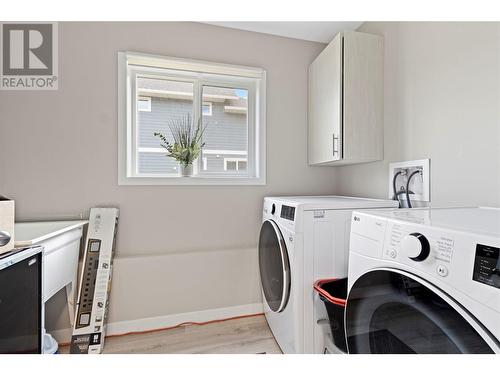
58;312;264;347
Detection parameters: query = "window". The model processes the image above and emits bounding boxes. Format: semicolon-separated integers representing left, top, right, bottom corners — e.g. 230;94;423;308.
118;52;266;185
202;102;212;116
137;96;151;112
224;158;247;171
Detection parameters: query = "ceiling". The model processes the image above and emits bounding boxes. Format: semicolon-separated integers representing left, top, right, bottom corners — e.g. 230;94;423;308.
202;22;363;43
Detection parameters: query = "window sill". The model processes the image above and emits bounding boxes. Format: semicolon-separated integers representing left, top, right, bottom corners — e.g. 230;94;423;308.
118;175;266;186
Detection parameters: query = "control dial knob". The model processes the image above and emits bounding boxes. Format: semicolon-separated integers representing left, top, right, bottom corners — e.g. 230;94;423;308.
402;232;430;262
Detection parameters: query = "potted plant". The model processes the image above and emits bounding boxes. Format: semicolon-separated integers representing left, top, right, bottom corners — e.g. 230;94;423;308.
154;114;206;177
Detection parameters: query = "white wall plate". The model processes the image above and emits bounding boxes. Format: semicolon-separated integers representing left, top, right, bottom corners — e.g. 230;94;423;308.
389;159;430;205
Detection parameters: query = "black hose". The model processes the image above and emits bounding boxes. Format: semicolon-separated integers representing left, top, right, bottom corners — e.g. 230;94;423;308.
406;170;421;208
392;171;403;207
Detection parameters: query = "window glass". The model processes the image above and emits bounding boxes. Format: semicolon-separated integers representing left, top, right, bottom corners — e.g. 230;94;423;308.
202;102;212;116
136;77;194;175
137;97;151;112
201;86;248;174
226;161;237;171
238;160;247;171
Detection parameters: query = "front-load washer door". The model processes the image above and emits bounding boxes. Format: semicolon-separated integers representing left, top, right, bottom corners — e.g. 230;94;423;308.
345;269;497;354
258;220;291;313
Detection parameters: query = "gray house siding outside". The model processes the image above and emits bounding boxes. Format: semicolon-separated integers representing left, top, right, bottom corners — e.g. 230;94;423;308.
202;102;247;151
137;96;247;174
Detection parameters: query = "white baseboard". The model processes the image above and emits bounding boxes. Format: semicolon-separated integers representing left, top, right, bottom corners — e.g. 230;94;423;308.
50;302;264;345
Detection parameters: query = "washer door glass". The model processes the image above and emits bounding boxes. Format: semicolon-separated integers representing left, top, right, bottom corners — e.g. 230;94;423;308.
345;270;494;354
258;220;291;313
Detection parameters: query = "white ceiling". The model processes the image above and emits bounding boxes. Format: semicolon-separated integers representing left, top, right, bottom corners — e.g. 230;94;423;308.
202;22;363;43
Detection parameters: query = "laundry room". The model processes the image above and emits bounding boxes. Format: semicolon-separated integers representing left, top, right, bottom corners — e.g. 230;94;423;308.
0;1;499;373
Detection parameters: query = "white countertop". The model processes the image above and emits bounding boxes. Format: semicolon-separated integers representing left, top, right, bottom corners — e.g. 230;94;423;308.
14;220;88;247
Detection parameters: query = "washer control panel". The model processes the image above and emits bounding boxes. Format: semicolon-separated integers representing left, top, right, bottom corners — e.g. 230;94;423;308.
381;219;500;311
436;264;448;277
383;222;459;283
401;232;431;262
385;223;457;266
352;211;500;316
473;244;500;289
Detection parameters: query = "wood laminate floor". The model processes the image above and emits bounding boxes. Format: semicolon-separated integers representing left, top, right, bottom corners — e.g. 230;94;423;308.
60;315;282;354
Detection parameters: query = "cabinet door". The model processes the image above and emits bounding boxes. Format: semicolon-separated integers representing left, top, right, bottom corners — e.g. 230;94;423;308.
308;33;342;164
342;31;383;163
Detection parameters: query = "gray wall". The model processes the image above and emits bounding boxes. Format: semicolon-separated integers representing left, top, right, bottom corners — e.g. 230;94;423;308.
0;22;333;333
335;22;500;207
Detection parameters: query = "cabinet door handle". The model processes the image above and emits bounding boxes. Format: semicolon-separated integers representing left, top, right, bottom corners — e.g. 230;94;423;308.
332;133;339;155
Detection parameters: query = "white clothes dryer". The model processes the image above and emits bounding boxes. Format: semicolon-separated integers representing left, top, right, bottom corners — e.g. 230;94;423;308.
258;195;398;353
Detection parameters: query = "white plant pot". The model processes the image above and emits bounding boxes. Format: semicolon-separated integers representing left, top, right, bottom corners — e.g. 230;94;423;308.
180;164;193;177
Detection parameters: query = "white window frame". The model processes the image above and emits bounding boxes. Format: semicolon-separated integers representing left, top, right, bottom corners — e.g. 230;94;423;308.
137;96;151;112
202;102;212;116
118;51;266;186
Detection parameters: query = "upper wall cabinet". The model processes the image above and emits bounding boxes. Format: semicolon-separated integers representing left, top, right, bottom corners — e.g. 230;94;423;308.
308;31;383;166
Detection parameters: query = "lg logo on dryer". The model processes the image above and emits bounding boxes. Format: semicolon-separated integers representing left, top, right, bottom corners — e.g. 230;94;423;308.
353;216;361;222
1;22;58;90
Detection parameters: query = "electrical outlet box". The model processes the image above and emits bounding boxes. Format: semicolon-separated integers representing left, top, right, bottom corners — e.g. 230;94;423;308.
389;159;430;207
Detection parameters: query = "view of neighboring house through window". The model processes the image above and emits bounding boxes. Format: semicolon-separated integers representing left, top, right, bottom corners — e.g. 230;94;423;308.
202;102;212;116
137;96;151;112
119;52;266;184
135;81;248;175
224;158;247;171
201;86;248;174
136;78;194;175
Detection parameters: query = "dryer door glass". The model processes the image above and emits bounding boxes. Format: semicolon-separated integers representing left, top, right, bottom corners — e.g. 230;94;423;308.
258;220;291;313
345;270;494;354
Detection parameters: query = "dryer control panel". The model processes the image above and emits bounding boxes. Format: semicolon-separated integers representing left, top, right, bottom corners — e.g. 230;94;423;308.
263;199;297;232
280;205;295;221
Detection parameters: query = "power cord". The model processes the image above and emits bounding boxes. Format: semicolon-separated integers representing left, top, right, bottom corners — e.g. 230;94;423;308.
58;312;265;347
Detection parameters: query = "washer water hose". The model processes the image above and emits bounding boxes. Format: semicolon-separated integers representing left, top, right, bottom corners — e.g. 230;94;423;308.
406;170;422;208
393;171;402;199
392;170;406;208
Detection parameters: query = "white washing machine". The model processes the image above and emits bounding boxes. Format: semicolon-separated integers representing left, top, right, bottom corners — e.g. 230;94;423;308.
258;195;398;354
346;207;500;353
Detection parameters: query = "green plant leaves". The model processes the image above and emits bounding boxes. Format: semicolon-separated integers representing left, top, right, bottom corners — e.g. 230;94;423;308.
153;113;207;166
